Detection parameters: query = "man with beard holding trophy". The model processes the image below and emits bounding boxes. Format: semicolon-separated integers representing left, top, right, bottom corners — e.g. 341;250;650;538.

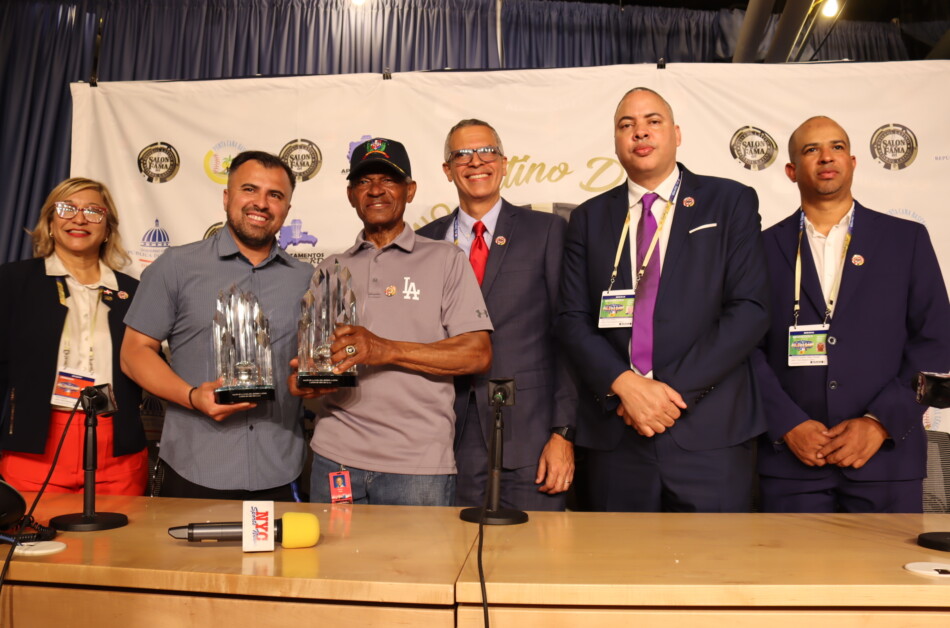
122;151;313;500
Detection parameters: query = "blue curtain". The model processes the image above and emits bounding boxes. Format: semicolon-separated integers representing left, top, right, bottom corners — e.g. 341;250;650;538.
501;1;739;67
0;0;500;263
95;0;499;80
807;20;909;62
501;1;909;68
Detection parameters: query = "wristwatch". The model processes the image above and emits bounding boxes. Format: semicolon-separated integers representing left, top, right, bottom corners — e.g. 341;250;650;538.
550;426;575;442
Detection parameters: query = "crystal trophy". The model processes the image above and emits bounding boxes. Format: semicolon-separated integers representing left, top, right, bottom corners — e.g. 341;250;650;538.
297;260;359;387
213;285;276;403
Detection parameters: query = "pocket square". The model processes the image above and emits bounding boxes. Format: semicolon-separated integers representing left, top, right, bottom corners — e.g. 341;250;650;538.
688;223;718;234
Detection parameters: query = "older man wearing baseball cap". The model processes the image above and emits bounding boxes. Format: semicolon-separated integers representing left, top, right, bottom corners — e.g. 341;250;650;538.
295;137;494;506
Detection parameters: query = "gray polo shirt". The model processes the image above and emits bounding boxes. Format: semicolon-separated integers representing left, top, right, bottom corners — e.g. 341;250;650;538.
125;228;313;490
311;224;492;475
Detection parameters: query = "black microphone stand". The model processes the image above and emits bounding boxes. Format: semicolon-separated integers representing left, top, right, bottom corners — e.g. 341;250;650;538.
460;378;528;525
51;385;128;532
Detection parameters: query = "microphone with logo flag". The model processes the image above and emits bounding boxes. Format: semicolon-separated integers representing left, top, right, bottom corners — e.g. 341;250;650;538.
167;501;319;551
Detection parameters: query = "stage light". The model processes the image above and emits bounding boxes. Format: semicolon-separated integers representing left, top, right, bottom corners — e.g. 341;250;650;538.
821;0;840;18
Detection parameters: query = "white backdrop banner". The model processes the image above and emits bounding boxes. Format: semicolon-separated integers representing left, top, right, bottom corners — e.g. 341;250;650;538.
72;61;950;283
71;60;950;431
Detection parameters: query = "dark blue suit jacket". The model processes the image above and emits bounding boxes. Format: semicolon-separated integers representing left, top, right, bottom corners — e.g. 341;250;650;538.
555;164;769;452
0;257;146;456
417;200;577;469
755;203;950;482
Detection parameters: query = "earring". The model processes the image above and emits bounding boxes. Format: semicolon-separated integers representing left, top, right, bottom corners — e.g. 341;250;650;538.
104;236;109;243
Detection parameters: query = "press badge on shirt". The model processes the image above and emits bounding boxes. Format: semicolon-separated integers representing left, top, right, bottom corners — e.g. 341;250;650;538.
51;370;95;407
329;470;353;504
787;324;830;367
598;290;636;328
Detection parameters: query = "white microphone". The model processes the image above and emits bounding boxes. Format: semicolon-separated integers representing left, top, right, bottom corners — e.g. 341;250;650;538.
167;501;319;551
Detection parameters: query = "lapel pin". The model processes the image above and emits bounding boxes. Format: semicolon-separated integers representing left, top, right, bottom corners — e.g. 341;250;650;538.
494;236;507;246
851;254;865;266
117;291;129;299
385;285;397;297
683;197;695;207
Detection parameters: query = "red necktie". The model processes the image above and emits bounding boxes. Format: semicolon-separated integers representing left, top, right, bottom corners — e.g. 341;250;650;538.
469;221;489;285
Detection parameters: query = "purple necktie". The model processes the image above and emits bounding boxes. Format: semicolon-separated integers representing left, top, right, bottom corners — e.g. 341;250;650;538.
631;192;660;374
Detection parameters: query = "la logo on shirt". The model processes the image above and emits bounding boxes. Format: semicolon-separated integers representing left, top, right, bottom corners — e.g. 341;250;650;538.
402;276;421;300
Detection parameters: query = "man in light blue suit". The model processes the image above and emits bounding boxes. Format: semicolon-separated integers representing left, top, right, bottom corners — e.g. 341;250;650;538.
755;116;950;512
555;88;770;512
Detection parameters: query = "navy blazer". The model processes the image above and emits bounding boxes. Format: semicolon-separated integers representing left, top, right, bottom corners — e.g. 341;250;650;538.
555;164;769;452
417;200;577;469
0;257;146;456
755;203;950;482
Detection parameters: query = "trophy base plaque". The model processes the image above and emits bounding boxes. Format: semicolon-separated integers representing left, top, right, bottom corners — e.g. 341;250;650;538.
215;386;276;404
297;373;358;388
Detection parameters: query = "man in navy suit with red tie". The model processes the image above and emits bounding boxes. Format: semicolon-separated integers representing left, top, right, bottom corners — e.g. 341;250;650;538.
755;116;950;512
555;87;770;512
418;119;576;511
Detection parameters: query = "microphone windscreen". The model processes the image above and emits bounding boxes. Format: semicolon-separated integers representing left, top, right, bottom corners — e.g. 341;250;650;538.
281;512;320;549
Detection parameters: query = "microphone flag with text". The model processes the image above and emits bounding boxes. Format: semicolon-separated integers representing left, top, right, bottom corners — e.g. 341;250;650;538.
167;501;320;551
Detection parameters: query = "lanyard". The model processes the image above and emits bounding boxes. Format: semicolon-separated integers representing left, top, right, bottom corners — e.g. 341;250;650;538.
452;213;484;248
793;209;853;326
607;174;682;293
58;277;103;374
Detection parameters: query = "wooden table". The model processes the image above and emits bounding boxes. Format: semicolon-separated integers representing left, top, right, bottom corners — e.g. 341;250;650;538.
456;511;950;627
1;494;477;627
5;497;950;627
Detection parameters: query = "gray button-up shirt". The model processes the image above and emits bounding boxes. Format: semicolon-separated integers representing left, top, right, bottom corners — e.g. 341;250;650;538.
125;228;313;490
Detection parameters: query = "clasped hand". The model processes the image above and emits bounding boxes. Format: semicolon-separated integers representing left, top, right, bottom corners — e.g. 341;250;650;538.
610;370;687;437
784;416;888;469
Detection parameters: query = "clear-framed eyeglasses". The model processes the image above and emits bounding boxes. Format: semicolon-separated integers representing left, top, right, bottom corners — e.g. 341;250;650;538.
448;146;503;165
54;201;108;224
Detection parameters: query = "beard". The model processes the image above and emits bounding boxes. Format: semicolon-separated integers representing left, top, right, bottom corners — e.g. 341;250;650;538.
226;207;277;250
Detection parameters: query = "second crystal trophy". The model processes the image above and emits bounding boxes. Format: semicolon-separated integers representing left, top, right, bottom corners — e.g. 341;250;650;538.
297;260;359;387
213;285;276;403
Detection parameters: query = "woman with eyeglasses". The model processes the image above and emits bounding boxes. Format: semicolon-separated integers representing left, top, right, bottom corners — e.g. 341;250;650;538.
0;178;148;495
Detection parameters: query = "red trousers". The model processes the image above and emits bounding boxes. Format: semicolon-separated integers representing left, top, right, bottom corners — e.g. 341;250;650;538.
0;410;147;496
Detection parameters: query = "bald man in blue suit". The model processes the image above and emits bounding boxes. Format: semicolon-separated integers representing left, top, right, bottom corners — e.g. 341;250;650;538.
755;116;950;513
555;88;770;512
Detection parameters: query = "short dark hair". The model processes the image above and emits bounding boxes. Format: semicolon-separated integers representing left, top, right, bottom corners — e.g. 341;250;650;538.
228;150;296;190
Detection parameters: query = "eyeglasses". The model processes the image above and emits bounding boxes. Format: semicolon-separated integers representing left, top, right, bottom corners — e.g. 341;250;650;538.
448;146;503;165
54;201;107;224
